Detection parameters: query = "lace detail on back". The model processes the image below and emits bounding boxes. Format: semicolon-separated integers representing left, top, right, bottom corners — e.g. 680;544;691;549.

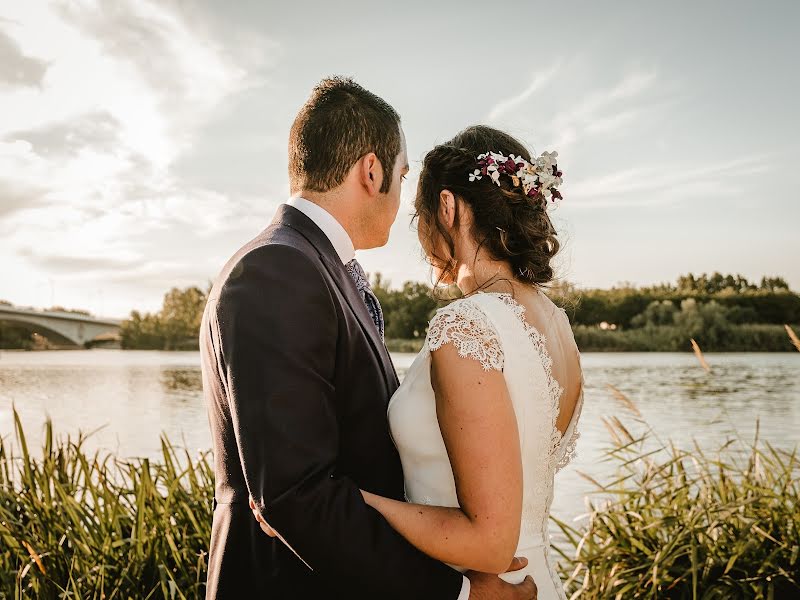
491;294;581;474
556;428;580;471
554;307;583;472
495;294;565;453
426;298;504;372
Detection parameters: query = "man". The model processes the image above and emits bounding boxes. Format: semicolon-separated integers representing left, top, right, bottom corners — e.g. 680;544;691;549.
200;76;537;599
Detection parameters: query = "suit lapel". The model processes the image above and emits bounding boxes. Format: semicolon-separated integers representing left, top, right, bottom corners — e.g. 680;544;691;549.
274;205;399;394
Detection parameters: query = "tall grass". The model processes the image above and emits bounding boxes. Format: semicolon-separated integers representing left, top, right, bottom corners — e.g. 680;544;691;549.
3;398;799;598
0;410;213;599
553;402;800;598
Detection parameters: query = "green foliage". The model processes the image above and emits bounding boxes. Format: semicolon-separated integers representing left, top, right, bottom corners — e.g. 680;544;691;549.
385;338;425;353
574;323;799;352
0;410;213;599
372;274;439;339
576;292;800;351
120;287;207;350
631;300;679;328
554;421;800;599
0;322;33;350
559;273;800;329
676;272;789;294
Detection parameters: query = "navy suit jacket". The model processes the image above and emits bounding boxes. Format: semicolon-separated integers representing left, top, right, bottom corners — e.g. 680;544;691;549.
200;204;463;598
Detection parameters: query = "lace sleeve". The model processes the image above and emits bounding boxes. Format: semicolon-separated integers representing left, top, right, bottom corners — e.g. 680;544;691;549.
426;299;504;371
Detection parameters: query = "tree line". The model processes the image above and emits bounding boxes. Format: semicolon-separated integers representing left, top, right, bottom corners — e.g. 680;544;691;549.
115;272;799;352
2;272;797;351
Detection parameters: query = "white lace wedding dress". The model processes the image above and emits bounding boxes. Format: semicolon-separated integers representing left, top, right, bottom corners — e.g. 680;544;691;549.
388;291;583;600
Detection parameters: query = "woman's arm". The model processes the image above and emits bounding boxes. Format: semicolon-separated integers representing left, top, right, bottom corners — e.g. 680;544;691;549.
362;341;523;574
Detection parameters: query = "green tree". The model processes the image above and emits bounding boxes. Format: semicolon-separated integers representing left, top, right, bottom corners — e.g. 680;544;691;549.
760;276;790;292
160;287;207;350
630;300;678;328
673;298;732;346
120;287;207;350
372;274;438;339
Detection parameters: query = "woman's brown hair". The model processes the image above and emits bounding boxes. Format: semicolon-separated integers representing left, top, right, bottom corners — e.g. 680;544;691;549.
414;125;560;288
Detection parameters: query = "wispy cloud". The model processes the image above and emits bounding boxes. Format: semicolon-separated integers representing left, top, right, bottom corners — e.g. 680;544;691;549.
0;27;48;88
567;155;771;207
549;69;660;149
4;110;122;158
0;1;277;303
486;61;562;122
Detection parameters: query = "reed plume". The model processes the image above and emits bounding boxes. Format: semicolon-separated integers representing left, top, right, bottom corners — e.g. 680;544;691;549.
690;338;712;372
785;324;800;351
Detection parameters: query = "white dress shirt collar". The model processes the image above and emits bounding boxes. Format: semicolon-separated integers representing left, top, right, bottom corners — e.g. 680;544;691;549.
285;197;356;265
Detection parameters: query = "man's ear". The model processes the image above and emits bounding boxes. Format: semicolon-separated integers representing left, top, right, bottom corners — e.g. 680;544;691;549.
359;152;383;196
439;190;456;229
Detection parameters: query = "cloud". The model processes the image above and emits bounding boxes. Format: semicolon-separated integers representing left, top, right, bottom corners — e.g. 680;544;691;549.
549;70;660;149
487;61;562;122
0;179;46;217
0;1;279;313
0;27;48;88
567;155;771;207
482;63;668;157
17;247;142;273
4;110;122;158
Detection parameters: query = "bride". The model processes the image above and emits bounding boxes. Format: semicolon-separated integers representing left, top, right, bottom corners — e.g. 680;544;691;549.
256;125;583;599
364;125;582;599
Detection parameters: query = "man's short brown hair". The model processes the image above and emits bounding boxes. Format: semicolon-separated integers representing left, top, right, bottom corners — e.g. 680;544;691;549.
288;77;401;194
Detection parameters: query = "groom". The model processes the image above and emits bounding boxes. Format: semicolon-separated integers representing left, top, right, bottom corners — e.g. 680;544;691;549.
200;77;537;599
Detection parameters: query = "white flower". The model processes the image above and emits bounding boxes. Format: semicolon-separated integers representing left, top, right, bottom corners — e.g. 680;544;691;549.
538;172;556;189
535;150;557;174
469;149;563;200
521;172;537;190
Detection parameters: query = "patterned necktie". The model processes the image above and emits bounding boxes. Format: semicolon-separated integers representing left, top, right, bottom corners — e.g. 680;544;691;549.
346;259;385;341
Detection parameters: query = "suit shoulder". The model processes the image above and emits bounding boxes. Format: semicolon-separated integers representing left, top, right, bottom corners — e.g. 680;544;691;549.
212;226;324;293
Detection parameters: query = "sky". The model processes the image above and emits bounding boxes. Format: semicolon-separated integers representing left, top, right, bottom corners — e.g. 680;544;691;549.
1;0;798;318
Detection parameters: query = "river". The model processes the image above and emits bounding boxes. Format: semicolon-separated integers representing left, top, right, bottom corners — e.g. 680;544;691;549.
1;350;798;532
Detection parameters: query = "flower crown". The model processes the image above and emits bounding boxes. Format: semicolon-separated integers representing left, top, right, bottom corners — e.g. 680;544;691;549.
469;150;563;202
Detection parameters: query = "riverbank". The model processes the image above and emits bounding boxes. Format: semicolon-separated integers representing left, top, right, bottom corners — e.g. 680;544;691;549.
2;407;797;598
388;323;800;353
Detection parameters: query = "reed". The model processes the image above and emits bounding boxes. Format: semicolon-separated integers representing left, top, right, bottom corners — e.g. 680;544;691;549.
690;338;712;373
0;409;213;599
3;402;799;598
786;324;800;352
553;414;800;599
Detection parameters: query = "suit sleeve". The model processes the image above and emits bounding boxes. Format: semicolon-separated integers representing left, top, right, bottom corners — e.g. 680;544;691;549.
216;244;464;599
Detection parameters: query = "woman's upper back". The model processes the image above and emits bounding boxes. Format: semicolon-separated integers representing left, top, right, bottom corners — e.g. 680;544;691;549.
388;288;583;543
498;287;583;438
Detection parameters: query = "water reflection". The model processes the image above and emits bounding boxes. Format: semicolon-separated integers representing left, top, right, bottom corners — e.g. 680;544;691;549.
160;368;203;396
0;349;798;529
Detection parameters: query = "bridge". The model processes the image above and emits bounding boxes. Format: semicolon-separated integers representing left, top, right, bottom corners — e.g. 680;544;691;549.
0;305;121;347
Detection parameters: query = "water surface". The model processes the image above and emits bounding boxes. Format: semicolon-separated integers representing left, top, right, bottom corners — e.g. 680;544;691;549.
2;350;798;529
